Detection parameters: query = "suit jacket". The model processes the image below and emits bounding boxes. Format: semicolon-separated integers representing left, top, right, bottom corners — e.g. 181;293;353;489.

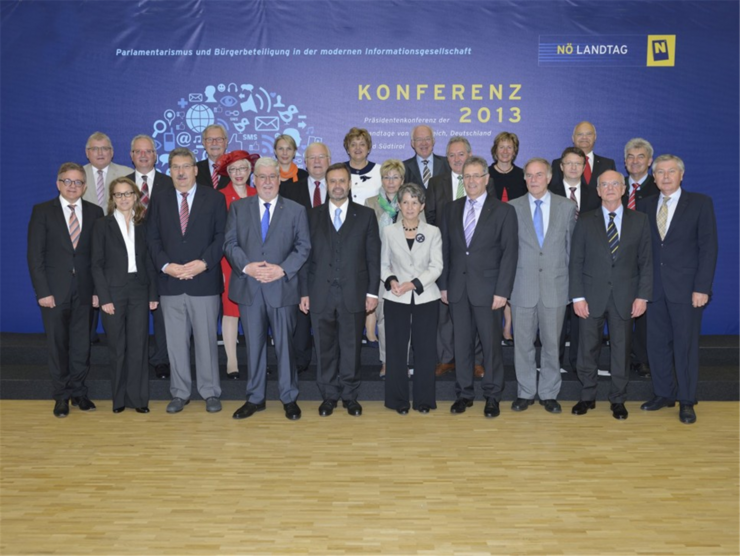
425;170;494;226
403;153;449;188
146;184;227;296
640;190;717;303
223;195;310;308
27;197;104;303
551;152;616;189
82;162;134;213
509;193;576;308
91;214;157;305
380;221;442;305
196;159;230;190
569;207;652;320
126;171;174;204
281;177;316;211
438;194;519;306
303;200;381;314
549;178;601;214
621;174;659;208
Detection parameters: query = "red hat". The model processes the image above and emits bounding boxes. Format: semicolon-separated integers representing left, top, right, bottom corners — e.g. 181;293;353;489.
214;150;260;177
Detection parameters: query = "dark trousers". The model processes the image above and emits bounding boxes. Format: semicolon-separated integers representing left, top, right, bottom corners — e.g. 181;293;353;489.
576;293;631;403
100;275;150;409
384;299;438;410
311;285;364;402
149;303;169;366
292;308;313;369
449;291;505;401
40;276;92;401
647;296;703;405
630;312;649;366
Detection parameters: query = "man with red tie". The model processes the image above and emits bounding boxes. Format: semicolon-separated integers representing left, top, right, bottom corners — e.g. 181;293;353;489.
550;121;616;189
196;124;230;190
621;138;659;378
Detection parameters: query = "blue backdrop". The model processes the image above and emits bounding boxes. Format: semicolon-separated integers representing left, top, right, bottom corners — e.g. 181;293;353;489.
2;0;738;333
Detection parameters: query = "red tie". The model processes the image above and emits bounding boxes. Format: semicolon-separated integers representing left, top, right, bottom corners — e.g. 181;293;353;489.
211;164;219;188
312;181;321;208
628;183;638;210
583;157;592;184
179;192;189;235
501;187;509;202
140;175;150;210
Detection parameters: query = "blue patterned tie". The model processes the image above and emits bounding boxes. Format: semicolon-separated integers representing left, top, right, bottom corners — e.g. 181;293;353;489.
333;207;342;231
261;202;271;243
533;199;544;248
607;212;619;260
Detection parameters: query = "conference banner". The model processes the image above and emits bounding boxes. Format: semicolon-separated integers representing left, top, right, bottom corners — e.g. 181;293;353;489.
1;0;737;333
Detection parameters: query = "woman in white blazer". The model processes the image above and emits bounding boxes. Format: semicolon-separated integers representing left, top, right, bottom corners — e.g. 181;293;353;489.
381;183;443;414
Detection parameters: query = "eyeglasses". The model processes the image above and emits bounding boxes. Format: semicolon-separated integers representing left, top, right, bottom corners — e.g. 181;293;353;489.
228;166;251;174
58;178;85;187
132;149;154;156
306;155;328;162
463;173;488;181
113;191;136;199
87;146;111;153
170;163;194;171
204;137;226;145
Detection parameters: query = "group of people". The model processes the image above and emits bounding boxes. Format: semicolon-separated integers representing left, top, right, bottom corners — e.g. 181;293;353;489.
27;120;717;425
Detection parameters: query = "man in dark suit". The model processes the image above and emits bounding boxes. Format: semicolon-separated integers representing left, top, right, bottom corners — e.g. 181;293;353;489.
300;163;381;417
147;148;227;414
439;155;518;418
550;121;616;189
195;124;230;190
640;155;718;424
128;134;173;380
224;157;311;421
569;170;652;420
27;162;104;417
403;125;450;189
621;138;659;378
280;142;331;373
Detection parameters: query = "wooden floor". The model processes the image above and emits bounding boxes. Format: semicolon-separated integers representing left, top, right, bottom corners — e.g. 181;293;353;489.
1;401;738;556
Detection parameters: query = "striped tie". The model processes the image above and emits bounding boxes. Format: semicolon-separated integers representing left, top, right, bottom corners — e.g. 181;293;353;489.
211;164;219;188
140;175;150;210
569;187;579;220
455;175;464;200
607;212;619;260
628;183;638;210
179;192;189;235
657;195;670;240
464;199;477;247
68;204;80;249
422;159;431;187
96;170;105;206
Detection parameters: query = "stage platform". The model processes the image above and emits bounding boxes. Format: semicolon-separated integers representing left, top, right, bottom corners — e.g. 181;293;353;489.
1;333;737;402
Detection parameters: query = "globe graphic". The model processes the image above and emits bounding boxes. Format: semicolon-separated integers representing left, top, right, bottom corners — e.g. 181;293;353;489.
186;104;214;133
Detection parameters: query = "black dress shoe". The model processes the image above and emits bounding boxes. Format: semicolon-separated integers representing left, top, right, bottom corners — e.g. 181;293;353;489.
679;404;697;424
135;407;150;414
511;398;534;412
502;337;514;347
319;399;337;417
641;396;676;411
53;399;69;418
571;400;596;415
232;401;266;420
226;371;240;380
396;406;410;415
484;398;500;418
450;398;473;414
296;363;310;374
417;405;432;414
112;406;126;413
284;402;302;420
611;402;629;420
632;362;651;377
540;399;562;414
343;400;363;416
71;396;96;411
155;364;170;379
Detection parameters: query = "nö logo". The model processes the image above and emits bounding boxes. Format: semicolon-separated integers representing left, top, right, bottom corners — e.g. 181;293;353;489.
647;35;675;66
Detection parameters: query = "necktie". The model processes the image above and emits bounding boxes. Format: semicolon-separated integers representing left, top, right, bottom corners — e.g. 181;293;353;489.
96;169;105;206
657;195;671;240
211;164;219;188
628;183;638;210
422;159;431;186
584;157;592;184
313;181;321;208
140;175;150;210
68;204;80;249
607;212;619;260
569;187;579;220
261;202;271;242
333;207;342;231
455;175;464;200
464;199;477;247
501;187;509;202
533;199;544;248
179;192;189;235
